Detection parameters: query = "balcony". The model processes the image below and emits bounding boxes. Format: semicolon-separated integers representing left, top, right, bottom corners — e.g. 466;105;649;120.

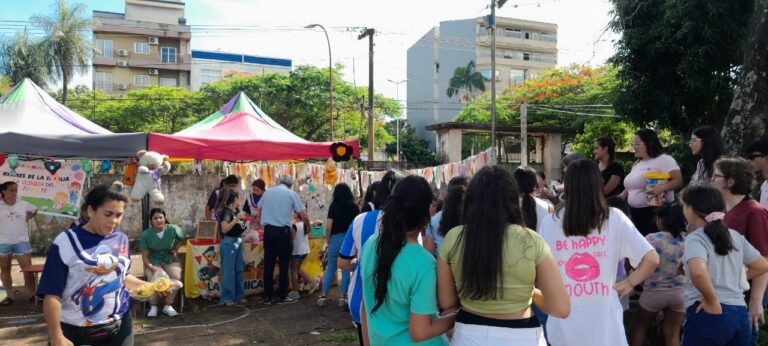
96;82;190;93
92;50;191;71
476;33;557;54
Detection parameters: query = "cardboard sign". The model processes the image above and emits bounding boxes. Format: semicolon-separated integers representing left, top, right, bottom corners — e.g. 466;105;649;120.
0;159;86;218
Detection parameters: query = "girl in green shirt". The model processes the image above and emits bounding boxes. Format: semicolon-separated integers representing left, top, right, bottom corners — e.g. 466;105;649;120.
139;208;184;317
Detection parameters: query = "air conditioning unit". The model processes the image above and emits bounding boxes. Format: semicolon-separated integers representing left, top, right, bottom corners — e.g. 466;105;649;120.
148;36;159;45
118;83;127;90
148;68;159;75
117;49;128;57
117;61;128;67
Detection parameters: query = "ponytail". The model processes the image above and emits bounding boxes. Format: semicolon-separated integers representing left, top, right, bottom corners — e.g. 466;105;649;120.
521;194;537;230
704;219;734;256
513;167;539;231
372;176;433;313
681;185;734;256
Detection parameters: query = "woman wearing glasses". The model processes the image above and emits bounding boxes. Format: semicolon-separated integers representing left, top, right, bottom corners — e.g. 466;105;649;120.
620;129;684;236
688;126;724;183
710;156;768;345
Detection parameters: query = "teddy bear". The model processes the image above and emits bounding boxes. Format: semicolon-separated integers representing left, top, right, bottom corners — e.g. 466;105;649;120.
129;150;171;204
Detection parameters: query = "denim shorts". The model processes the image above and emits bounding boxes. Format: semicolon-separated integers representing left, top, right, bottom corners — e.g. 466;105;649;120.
292;254;308;261
0;242;33;256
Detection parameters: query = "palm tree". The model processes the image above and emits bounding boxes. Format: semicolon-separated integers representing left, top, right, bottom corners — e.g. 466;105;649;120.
0;30;52;87
32;0;92;105
446;60;486;101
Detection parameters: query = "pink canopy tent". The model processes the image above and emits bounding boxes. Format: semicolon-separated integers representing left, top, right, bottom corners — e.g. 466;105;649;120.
148;92;359;161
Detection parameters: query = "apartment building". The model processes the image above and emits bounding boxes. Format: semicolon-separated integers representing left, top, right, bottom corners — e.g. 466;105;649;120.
92;0;191;94
190;50;292;91
407;16;557;147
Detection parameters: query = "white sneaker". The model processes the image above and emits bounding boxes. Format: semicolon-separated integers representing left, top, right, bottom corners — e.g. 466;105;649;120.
316;296;328;307
339;297;348;309
288;291;300;300
147;306;158;317
162;305;178;317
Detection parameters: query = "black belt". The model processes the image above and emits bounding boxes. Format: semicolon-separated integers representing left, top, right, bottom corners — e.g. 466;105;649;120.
456;309;541;329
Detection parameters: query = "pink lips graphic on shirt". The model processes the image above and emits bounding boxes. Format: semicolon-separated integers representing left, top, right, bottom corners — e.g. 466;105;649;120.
565;252;600;282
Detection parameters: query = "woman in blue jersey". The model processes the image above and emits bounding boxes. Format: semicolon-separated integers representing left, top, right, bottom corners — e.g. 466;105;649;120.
37;185;160;346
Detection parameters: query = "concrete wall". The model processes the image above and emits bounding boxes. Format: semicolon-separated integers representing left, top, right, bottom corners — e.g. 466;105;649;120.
406;28;439;148
125;0;185;25
31;174;334;241
436;19;476;126
190;59;292;91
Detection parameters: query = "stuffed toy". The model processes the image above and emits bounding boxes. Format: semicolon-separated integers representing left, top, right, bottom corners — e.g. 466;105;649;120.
129;150;171;204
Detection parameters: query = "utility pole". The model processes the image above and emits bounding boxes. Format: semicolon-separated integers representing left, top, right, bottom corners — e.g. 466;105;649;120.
359;28;375;162
520;103;528;167
490;0;507;164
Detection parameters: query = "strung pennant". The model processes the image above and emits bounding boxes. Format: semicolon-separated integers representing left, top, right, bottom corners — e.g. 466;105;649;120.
0;152;5;166
7;154;19;176
44;161;62;175
100;160;112;173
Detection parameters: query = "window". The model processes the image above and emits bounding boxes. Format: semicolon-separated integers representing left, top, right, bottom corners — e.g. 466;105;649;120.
503;50;523;60
95;39;112;57
523;53;530;61
94;72;112;92
504;28;522;38
539;33;557;42
510;69;525;86
482;69;500;81
161;47;177;63
159;78;177;87
134;42;149;54
134;75;150;86
200;69;220;85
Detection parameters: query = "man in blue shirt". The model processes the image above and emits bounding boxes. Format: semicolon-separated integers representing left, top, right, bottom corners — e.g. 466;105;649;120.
258;175;310;304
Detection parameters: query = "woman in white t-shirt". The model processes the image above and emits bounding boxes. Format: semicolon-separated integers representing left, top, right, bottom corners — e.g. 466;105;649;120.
0;181;38;306
688;126;723;184
620;129;683;235
539;159;659;346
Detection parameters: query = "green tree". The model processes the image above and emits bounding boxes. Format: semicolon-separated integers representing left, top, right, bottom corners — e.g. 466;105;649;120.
0;75;12;97
609;0;752;135
32;0;93;105
455;65;619;128
384;121;435;163
0;30;51;87
446;60;485;101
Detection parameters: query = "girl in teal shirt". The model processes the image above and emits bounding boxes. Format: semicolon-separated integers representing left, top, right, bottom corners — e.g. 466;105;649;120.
359;175;456;345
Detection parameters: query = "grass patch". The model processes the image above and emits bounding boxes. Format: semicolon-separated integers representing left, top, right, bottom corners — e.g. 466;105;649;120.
322;330;358;343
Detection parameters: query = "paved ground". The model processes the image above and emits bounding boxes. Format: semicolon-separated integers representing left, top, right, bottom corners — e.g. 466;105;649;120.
0;255;358;346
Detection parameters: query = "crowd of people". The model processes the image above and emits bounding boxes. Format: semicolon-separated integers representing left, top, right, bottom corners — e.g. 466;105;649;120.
2;126;767;345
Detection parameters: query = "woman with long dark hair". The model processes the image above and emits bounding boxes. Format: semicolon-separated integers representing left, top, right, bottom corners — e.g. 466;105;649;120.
438;166;569;345
358;175;454;345
679;184;768;345
539;159;659;346
317;183;359;307
594;136;625;197
620;128;684;235
514;167;553;232
215;188;248;306
424;176;469;256
689;126;724;183
339;170;403;344
360;181;380;213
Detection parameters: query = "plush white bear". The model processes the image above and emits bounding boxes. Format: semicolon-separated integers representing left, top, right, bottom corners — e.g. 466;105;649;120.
129;150;171;204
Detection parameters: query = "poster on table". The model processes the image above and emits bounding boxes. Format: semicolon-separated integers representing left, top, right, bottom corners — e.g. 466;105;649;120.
184;238;324;299
0;159;86;218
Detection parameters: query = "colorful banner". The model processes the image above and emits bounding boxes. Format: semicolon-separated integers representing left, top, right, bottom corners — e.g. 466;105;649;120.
184;238;324;299
0;159;86;218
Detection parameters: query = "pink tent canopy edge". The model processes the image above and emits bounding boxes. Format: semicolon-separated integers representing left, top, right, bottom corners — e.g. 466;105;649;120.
148;133;360;161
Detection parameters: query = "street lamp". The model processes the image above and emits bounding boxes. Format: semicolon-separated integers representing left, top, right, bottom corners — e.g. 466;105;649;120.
306;23;334;141
387;79;407;162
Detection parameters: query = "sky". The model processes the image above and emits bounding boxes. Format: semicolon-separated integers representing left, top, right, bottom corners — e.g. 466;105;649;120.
0;0;618;102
